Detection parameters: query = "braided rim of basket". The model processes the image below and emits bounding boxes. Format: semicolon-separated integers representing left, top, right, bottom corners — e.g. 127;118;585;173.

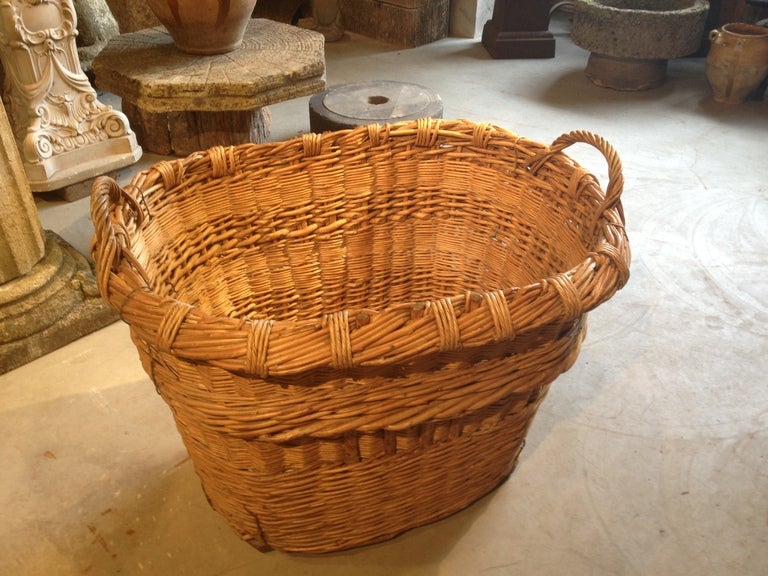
91;118;630;377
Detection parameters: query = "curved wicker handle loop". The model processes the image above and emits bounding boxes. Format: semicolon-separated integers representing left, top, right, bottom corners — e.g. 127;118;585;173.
302;132;324;157
415;117;441;147
528;130;625;225
90;176;150;297
93;175;145;227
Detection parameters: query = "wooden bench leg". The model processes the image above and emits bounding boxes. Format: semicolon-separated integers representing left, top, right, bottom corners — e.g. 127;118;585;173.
482;0;555;59
121;101;271;156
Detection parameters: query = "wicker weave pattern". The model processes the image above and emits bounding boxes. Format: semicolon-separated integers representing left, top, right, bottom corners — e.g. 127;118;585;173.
91;119;629;553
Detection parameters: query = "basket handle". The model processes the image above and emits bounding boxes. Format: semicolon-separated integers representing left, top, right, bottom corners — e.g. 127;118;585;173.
90;175;151;298
529;130;625;225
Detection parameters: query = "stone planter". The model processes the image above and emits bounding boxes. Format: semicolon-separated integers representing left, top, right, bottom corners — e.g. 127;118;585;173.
145;0;259;54
571;0;710;90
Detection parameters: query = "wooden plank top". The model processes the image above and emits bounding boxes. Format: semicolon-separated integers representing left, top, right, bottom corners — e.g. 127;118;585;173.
93;19;326;112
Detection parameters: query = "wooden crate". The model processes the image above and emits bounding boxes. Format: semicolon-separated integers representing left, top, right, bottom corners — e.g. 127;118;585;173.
340;0;450;47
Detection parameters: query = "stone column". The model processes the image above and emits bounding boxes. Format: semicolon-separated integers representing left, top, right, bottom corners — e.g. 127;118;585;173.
0;102;116;375
0;102;44;283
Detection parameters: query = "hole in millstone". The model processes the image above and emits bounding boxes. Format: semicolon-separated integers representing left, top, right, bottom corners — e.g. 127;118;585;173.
368;95;389;105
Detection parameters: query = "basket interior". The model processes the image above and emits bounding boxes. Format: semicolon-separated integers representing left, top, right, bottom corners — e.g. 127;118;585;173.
128;144;602;321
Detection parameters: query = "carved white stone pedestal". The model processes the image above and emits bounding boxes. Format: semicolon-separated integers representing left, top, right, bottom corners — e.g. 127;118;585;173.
0;0;141;192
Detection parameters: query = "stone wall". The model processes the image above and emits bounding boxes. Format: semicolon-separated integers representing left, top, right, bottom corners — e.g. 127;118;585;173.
104;0;454;48
104;0;159;33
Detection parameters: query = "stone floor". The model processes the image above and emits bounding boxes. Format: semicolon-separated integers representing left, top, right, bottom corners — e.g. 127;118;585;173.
2;14;767;576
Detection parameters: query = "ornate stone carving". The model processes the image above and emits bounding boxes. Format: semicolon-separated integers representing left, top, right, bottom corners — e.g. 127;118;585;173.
0;0;141;191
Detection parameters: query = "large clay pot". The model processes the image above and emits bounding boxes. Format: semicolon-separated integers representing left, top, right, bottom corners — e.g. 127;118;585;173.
706;23;768;104
145;0;259;55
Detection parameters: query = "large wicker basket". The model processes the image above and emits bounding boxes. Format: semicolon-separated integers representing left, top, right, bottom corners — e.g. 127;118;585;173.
91;119;630;553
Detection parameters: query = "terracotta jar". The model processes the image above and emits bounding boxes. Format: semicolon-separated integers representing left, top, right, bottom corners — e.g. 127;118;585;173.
145;0;259;55
706;22;768;104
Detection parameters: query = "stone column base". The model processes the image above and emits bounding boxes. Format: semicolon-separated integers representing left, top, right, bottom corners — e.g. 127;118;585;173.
0;231;118;375
585;53;668;91
23;132;142;193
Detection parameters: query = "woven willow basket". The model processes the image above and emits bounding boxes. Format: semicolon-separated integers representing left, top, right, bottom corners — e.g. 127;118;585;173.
91;118;630;553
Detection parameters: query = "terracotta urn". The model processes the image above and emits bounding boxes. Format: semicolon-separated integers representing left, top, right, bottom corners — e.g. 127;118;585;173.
706;23;768;104
145;0;259;55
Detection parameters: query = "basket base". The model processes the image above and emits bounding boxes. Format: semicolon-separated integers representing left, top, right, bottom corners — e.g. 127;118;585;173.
181;386;549;554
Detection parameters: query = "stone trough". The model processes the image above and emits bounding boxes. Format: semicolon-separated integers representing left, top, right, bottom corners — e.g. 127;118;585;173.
571;0;710;90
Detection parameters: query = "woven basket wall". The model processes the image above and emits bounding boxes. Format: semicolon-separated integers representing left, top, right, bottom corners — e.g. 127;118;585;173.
90;118;630;553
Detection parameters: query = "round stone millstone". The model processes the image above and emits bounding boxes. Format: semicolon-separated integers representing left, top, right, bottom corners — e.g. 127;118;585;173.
309;81;443;132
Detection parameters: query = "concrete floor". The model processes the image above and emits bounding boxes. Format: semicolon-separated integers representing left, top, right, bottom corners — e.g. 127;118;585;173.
2;14;767;576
